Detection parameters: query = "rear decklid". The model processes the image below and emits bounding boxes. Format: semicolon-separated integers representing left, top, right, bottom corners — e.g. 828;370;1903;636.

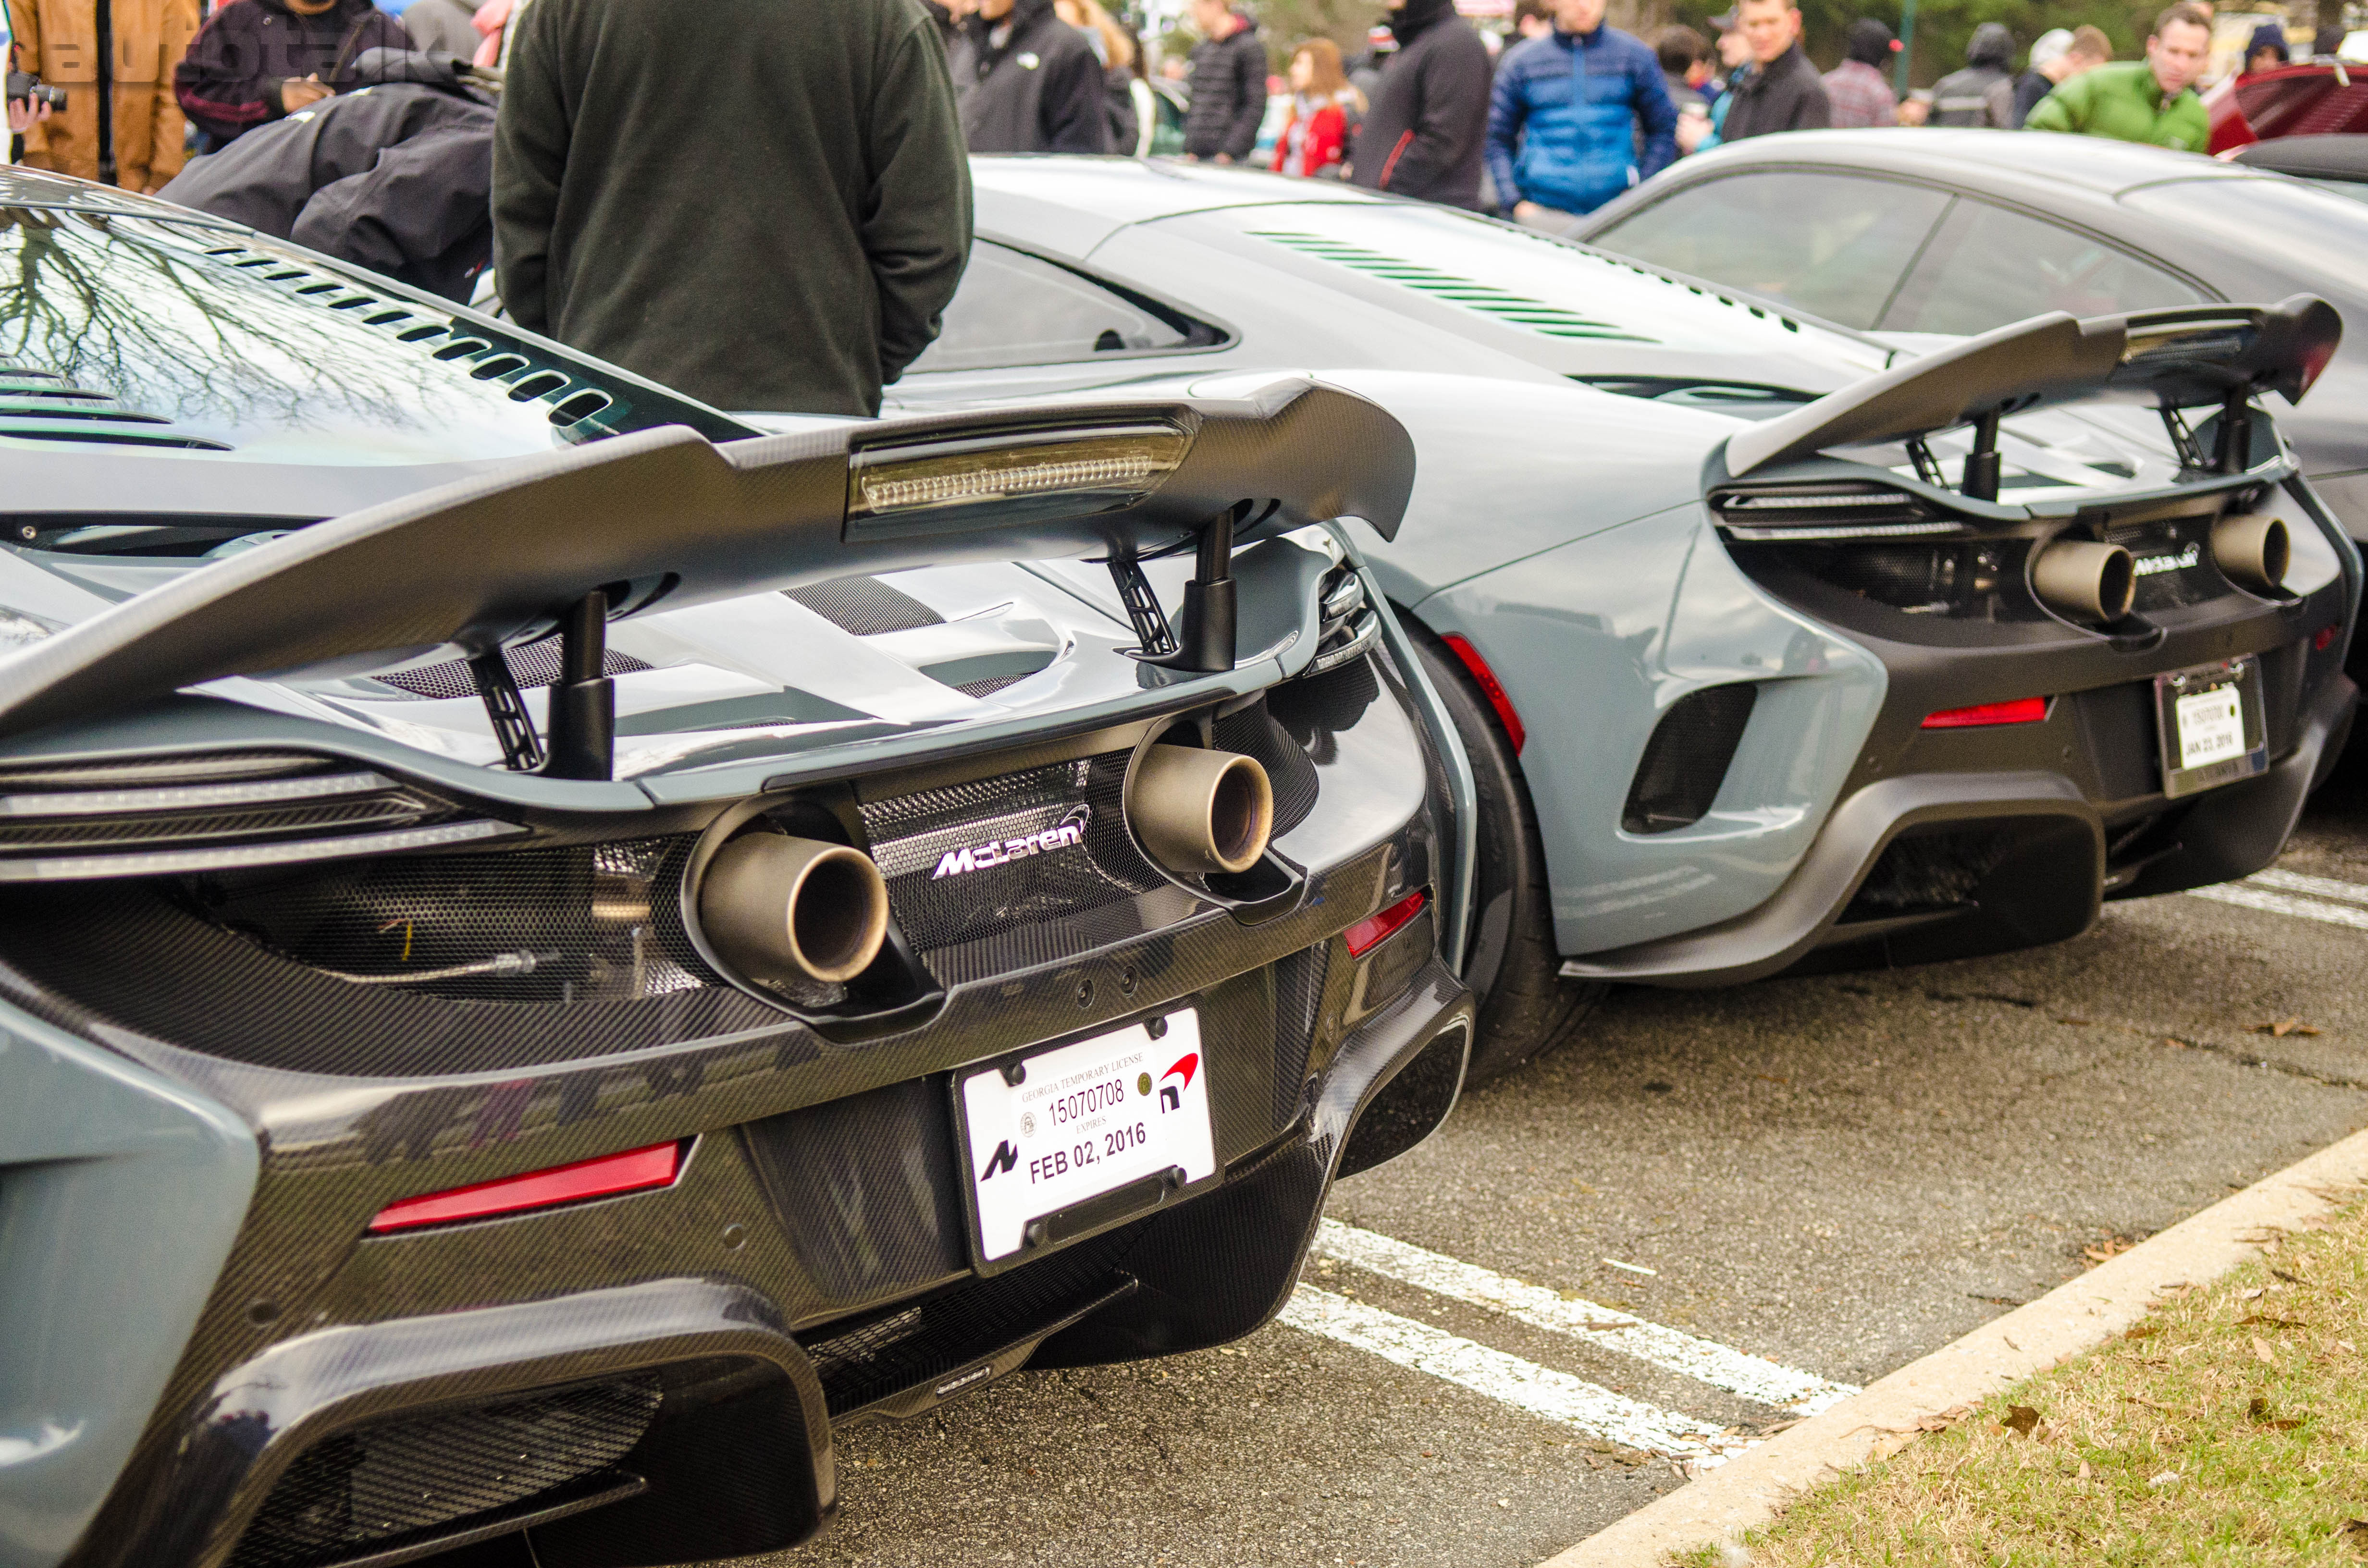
0;379;1416;798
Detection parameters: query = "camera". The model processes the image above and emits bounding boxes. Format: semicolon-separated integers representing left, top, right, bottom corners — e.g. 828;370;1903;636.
6;71;68;111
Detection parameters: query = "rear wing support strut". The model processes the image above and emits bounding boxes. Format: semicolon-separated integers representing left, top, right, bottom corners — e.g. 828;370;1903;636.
542;590;617;781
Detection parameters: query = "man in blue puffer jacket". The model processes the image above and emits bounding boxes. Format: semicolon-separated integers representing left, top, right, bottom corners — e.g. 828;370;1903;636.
1486;0;1675;229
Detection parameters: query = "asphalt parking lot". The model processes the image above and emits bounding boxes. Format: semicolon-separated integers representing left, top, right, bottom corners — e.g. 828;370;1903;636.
761;769;2368;1568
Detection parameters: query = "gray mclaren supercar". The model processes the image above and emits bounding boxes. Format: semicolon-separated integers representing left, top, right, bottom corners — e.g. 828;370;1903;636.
0;170;1476;1568
860;158;2360;1083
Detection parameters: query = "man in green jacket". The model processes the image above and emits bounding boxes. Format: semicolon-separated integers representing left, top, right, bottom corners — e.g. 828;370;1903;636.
2023;0;2210;152
493;0;972;416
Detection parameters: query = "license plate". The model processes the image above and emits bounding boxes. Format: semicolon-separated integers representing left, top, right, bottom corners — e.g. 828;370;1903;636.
957;1010;1216;1264
2155;658;2268;798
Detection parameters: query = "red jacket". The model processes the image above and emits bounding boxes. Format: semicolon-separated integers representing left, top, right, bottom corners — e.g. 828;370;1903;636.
1270;98;1348;176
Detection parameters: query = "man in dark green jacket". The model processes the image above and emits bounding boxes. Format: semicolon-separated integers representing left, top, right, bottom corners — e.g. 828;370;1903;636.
2024;0;2211;153
493;0;972;416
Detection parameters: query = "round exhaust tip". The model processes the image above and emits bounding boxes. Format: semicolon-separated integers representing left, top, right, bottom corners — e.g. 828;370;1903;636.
2031;539;2135;625
1127;745;1274;877
699;834;889;986
2213;510;2290;594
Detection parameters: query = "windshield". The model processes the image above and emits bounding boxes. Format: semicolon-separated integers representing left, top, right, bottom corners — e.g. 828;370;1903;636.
0;204;745;465
2119;177;2368;290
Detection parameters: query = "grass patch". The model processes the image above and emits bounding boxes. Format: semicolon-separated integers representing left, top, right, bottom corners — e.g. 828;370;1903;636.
1678;1196;2368;1566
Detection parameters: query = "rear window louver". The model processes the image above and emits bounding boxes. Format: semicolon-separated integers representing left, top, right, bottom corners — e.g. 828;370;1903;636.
197;245;631;433
1249;229;1654;343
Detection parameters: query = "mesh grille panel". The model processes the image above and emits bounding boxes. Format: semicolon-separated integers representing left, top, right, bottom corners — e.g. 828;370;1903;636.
952;671;1030;698
228;1376;659;1568
376;643;653;701
1622;686;1758;835
0;877;780;1077
2106;515;2232;612
1850;828;2013;913
187;837;715;1002
785;577;945;636
862;752;1167;958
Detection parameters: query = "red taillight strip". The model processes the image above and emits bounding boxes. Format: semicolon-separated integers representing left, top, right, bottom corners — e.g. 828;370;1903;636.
1344;889;1429;957
367;1139;687;1234
1442;634;1526;754
1921;697;2049;730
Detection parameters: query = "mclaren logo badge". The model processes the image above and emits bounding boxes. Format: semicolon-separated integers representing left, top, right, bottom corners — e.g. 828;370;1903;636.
930;805;1091;880
2134;543;2202;577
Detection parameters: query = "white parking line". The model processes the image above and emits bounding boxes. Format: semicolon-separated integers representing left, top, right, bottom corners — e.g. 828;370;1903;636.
1313;1221;1858;1414
2188;878;2368;931
2246;867;2368;906
1278;1286;1747;1463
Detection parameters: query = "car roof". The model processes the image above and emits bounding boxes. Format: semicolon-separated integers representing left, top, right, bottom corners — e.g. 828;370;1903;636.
2232;132;2368;178
1643;127;2263;202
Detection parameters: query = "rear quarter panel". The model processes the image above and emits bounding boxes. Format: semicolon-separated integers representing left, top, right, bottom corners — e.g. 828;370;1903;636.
1414;504;1887;956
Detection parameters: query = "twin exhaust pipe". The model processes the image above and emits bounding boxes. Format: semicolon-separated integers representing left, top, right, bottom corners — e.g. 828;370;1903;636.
2029;509;2289;625
697;743;1276;987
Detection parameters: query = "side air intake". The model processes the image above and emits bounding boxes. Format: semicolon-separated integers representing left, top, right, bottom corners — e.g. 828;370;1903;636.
1621;686;1758;834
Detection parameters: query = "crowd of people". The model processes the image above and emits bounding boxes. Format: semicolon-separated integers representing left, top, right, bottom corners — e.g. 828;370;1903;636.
0;0;2352;417
7;0;2347;208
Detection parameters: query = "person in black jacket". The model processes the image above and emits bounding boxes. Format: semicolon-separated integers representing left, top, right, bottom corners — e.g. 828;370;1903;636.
1717;0;1827;140
174;0;412;148
1346;0;1491;208
1929;20;2015;127
161;50;493;302
1182;0;1263;160
958;0;1107;153
493;0;971;416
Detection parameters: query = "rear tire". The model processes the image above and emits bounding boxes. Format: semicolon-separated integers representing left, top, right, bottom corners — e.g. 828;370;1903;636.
1410;629;1606;1085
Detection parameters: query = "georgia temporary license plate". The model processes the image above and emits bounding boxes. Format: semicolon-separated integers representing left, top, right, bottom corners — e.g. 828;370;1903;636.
959;1010;1216;1263
2154;657;2268;799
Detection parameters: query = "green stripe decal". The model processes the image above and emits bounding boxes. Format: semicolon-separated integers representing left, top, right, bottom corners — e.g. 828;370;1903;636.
1248;229;1653;343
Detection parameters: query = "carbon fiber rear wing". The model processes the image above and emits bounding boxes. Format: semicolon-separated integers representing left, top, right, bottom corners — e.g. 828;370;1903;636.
0;377;1416;775
1720;295;2342;485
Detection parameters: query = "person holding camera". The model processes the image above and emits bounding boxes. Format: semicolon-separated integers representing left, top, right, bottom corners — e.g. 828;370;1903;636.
8;0;197;192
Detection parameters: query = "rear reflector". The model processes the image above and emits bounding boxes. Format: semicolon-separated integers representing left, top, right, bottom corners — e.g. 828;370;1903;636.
1921;697;2048;730
368;1140;686;1234
1442;634;1526;754
1344;889;1429;957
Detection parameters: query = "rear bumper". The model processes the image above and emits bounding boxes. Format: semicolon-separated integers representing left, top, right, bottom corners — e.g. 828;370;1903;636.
1563;667;2357;988
47;944;1468;1568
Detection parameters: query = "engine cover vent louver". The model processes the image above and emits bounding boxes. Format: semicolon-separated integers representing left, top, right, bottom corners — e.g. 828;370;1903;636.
196;245;628;432
1308;564;1381;675
1714;485;1957;542
1248;230;1654;343
0;751;520;882
0;362;232;452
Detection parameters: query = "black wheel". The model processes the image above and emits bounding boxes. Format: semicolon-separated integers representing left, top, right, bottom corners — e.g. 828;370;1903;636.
1411;630;1606;1085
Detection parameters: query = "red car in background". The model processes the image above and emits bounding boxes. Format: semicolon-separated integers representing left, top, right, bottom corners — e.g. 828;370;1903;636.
2209;59;2368;152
